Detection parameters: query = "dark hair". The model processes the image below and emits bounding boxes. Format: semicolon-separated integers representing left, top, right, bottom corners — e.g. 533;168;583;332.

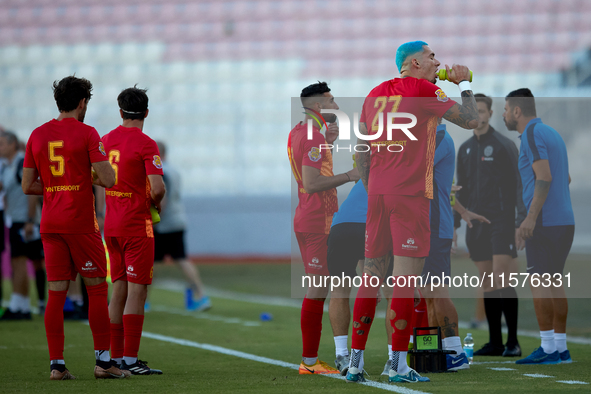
52;76;93;112
300;81;331;106
474;93;492;111
118;86;149;120
0;131;18;147
505;88;536;117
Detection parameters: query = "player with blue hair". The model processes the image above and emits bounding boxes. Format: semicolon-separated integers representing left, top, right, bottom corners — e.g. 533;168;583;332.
346;41;479;384
396;41;429;73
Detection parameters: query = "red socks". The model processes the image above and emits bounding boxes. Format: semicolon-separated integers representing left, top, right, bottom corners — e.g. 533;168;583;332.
123;314;145;358
86;282;111;351
412;289;430;335
351;276;380;350
390;276;415;351
110;323;125;359
301;297;324;358
45;289;68;360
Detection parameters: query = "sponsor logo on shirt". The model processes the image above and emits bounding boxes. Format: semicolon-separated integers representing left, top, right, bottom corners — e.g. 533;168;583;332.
435;89;449;103
482;145;494;161
81;261;97;271
45;185;80;192
106;190;133;198
152;155;163;169
98;142;106;156
402;237;418;250
308;147;321;162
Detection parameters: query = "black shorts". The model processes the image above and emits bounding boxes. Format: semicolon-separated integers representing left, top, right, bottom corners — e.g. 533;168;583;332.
525;225;574;275
421;237;452;284
154;230;186;261
465;217;517;262
9;223;44;260
327;223;365;278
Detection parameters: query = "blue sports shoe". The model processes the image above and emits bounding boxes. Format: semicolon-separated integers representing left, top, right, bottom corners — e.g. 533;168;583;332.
559;350;572;364
515;347;560;365
345;367;366;383
447;353;470;371
187;295;212;312
389;368;430;383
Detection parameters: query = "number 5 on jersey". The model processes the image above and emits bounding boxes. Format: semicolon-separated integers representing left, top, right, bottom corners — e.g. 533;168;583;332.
109;150;121;185
49;141;65;176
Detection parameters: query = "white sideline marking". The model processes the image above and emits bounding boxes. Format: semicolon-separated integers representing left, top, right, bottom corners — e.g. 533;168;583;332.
487;367;516;371
523;374;554;378
556;380;589;385
472;361;516;365
154;281;591;346
151;305;261;327
142;331;431;394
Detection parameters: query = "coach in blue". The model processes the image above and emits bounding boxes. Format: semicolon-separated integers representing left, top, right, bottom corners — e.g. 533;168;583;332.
503;88;575;365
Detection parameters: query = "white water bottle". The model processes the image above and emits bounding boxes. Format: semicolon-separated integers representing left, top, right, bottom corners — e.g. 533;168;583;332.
463;333;474;364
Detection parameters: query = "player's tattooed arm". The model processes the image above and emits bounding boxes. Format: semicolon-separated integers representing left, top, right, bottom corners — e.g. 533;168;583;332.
355;122;371;192
362;253;391;280
443;91;479;130
442;316;458;337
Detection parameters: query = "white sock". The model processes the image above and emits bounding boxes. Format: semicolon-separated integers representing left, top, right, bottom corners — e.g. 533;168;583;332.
19;296;31;313
349;349;364;370
95;350;111;362
540;330;556;354
554;333;567;353
388;344;393;359
443;336;464;357
123;356;138;365
50;359;65;365
390;351;410;375
114;357;123;366
334;335;349;357
8;293;20;312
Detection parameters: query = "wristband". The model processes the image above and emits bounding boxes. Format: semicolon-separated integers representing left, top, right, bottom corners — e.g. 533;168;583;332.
458;80;471;93
345;173;351;182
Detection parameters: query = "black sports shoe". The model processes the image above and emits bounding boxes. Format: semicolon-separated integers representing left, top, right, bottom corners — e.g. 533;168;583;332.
474;342;505;356
0;309;27;321
503;343;522;357
121;359;163;375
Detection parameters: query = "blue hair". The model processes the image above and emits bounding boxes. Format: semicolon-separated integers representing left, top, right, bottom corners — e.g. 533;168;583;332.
396;41;428;73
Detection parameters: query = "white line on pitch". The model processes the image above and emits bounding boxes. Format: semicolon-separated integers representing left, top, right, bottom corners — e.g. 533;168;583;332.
150;305;261;327
142;331;431;394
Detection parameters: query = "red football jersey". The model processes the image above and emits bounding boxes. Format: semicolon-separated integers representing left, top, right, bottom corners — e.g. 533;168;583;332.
360;77;456;198
288;122;338;235
24;117;107;234
102;126;163;238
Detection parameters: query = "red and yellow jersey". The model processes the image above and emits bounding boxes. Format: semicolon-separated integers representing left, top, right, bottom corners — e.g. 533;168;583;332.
360;77;455;198
288;122;338;235
24;118;106;234
102;126;163;238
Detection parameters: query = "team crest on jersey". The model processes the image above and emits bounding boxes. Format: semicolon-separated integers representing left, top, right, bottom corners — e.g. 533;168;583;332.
308;147;321;162
98;142;106;156
153;155;163;169
435;89;449;103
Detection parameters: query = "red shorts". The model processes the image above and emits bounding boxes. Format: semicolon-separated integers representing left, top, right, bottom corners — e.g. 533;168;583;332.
365;195;430;258
42;232;107;282
295;232;330;276
105;236;155;285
